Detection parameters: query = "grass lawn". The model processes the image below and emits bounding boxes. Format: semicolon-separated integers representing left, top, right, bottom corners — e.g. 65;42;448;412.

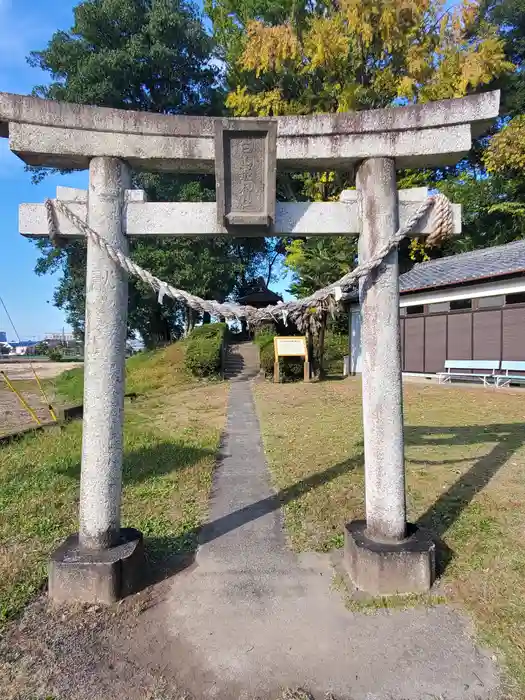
255;378;525;694
0;343;228;626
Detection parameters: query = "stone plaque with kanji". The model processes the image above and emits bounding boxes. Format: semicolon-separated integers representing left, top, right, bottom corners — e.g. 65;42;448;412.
215;118;277;229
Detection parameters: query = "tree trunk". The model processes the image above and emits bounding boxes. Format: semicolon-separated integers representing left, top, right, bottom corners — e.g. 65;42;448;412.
184;308;192;337
317;312;328;380
306;326;314;376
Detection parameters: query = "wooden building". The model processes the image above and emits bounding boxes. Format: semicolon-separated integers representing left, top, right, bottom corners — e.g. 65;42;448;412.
237;278;283;308
348;240;525;374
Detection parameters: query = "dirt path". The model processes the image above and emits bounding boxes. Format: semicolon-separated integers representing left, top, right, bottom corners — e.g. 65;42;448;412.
0;361;82;381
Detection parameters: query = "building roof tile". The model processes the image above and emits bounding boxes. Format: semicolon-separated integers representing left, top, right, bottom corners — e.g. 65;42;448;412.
345;239;525;301
400;239;525;293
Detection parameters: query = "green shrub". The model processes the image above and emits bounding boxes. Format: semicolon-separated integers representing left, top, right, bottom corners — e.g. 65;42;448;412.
323;332;348;375
184;323;227;378
48;348;63;362
255;328;347;380
189;323;227;340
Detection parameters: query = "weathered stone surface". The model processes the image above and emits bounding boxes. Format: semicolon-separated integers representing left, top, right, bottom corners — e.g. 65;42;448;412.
55;186;147;204
0;90;499;138
344;520;436;595
357;157;406;541
48;528;145;604
20;196;462;238
215;118;276;228
80;157;130;550
0;90;500;172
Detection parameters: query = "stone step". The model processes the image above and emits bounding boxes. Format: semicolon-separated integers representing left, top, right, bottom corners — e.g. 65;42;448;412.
223;342;260;380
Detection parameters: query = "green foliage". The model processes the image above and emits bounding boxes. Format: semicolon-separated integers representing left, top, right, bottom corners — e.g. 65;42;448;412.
437;173;525;252
33;341;50;356
435;0;525;252
285;237;357;297
213;0;511;117
0;342;225;627
184;323;227;377
209;0;519;288
188;323;228;340
254;329;276;378
485;115;525;174
485;0;525;117
323;332;348;376
48;348;63;362
53;366;84;403
29;0;219;113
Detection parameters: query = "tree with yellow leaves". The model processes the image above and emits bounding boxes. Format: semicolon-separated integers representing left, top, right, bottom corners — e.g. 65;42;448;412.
206;0;512;117
206;0;514;376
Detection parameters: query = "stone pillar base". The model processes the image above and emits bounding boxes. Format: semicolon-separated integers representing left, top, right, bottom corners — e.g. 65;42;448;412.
344;520;436;596
49;527;145;605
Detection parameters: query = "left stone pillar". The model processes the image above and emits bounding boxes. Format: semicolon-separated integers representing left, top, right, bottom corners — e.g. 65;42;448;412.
49;157;144;605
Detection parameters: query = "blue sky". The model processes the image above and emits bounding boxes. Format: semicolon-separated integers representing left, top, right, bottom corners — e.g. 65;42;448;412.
0;0;291;340
0;0;88;340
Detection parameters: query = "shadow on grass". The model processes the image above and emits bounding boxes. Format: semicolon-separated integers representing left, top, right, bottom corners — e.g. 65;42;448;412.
164;421;522;582
200;453;363;545
144;422;524;584
143;453;363;585
407;423;525;539
50;420;522;589
54;440;214;484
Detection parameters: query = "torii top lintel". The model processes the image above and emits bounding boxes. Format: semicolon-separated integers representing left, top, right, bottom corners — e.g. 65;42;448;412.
0;91;499;173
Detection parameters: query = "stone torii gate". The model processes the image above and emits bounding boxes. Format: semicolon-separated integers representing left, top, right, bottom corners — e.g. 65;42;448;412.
0;90;499;602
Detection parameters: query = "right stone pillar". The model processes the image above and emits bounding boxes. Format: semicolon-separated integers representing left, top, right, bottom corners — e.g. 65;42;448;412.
344;157;436;596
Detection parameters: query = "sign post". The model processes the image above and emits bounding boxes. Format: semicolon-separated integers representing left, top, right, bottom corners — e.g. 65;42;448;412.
273;336;309;383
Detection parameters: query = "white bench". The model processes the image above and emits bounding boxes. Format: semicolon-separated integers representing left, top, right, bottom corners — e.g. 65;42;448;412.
495;361;525;388
437;360;500;386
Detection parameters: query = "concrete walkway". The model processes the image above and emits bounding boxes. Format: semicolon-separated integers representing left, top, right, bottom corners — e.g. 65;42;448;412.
124;377;500;700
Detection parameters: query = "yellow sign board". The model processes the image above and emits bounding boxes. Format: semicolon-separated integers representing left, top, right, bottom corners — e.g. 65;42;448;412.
274;336;307;358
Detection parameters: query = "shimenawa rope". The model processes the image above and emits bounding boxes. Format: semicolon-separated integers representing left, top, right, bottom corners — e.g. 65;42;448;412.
45;193;453;329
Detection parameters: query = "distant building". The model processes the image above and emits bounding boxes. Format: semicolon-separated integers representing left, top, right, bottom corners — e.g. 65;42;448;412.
9;341;39;356
346;239;525;374
237;278;283;308
0;331;6;343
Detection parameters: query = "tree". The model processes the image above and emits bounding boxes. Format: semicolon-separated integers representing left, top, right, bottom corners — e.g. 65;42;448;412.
437;0;525;252
29;0;220;114
207;0;513;372
285;237;357;298
437;172;525;252
34;341;50;356
30;0;277;347
208;0;511;117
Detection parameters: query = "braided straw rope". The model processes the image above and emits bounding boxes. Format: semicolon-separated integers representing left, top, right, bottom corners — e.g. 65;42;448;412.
45;193;453;329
